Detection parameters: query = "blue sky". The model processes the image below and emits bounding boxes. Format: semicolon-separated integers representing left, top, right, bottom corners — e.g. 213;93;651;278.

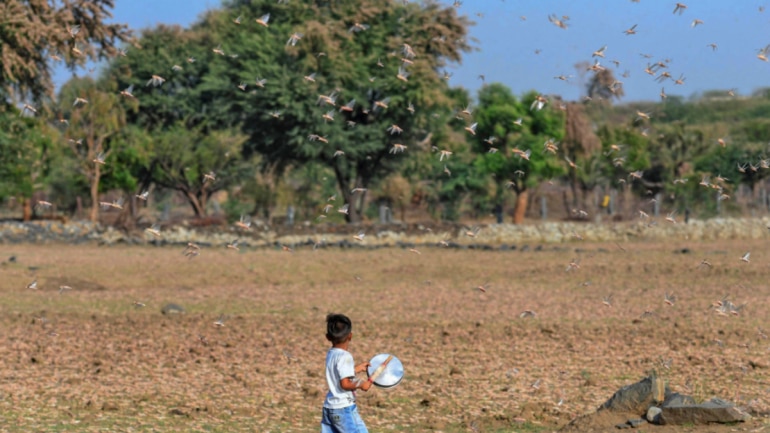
55;0;770;102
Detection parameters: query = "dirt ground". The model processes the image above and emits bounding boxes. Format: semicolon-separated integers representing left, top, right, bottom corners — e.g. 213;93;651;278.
0;240;769;432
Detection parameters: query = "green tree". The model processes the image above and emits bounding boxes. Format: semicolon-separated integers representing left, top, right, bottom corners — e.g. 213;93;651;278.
695;137;770;208
646;123;709;194
150;123;248;217
594;124;651;215
596;125;650;179
57;77;131;222
471;84;565;223
105;24;212;131
0;105;55;220
434;158;489;221
102;125;155;226
108;0;473;223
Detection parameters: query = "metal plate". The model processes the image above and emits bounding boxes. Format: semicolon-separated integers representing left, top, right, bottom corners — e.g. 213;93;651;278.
367;353;404;388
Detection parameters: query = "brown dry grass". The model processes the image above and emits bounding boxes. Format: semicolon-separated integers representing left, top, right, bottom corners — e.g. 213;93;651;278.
1;240;769;432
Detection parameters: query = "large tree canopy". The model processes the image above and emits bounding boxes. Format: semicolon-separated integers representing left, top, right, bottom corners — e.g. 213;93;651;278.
0;0;131;104
107;0;473;222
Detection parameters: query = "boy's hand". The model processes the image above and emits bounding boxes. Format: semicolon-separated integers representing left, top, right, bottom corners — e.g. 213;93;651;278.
354;362;370;374
359;379;372;391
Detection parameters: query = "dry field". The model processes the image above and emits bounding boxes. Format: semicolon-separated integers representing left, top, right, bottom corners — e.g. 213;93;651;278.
1;240;770;433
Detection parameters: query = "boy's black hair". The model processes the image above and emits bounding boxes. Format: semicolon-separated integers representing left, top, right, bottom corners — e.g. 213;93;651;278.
326;313;352;344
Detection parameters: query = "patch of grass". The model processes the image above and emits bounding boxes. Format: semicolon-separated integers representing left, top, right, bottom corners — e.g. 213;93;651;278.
580;369;592;381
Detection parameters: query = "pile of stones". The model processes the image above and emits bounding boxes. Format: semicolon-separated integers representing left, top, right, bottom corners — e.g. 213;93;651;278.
599;374;750;429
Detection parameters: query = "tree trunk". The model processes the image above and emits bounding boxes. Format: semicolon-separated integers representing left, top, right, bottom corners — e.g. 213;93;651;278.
333;165;363;224
22;198;32;222
116;194;137;230
343;191;363;223
346;210;362;223
184;190;206;217
570;174;579;209
199;191;208;216
350;190;366;223
512;189;529;224
561;190;571;218
250;185;273;221
580;185;592;215
89;164;101;223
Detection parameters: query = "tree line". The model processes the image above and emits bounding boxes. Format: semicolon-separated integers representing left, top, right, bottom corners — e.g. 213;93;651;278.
2;0;770;227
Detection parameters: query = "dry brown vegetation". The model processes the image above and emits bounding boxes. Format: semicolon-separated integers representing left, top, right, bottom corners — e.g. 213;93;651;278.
1;240;770;432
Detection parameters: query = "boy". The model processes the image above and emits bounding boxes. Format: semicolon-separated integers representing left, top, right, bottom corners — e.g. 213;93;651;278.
321;313;372;433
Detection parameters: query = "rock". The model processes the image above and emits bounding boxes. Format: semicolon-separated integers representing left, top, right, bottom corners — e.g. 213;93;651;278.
661;392;696;408
161;303;185;315
599;374;669;415
646;406;662;423
615;418;646;429
658;398;751;425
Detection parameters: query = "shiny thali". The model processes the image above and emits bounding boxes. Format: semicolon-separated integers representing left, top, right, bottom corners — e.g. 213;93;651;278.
367;353;404;388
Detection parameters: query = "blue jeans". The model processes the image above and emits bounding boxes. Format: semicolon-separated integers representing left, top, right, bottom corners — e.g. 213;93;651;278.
320;404;368;433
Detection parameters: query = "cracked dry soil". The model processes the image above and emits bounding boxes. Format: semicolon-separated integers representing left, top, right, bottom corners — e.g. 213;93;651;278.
0;240;769;432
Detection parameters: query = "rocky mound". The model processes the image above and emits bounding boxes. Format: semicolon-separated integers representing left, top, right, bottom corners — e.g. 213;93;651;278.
560;373;752;432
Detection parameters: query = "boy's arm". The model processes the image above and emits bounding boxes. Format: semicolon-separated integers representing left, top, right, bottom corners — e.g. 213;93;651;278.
336;353;372;391
340;377;372;392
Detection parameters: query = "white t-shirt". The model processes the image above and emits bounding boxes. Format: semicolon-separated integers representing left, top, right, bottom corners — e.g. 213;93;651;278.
324;347;356;409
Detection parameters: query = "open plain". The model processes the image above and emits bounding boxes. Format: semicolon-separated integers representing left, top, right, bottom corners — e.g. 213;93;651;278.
1;240;770;432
